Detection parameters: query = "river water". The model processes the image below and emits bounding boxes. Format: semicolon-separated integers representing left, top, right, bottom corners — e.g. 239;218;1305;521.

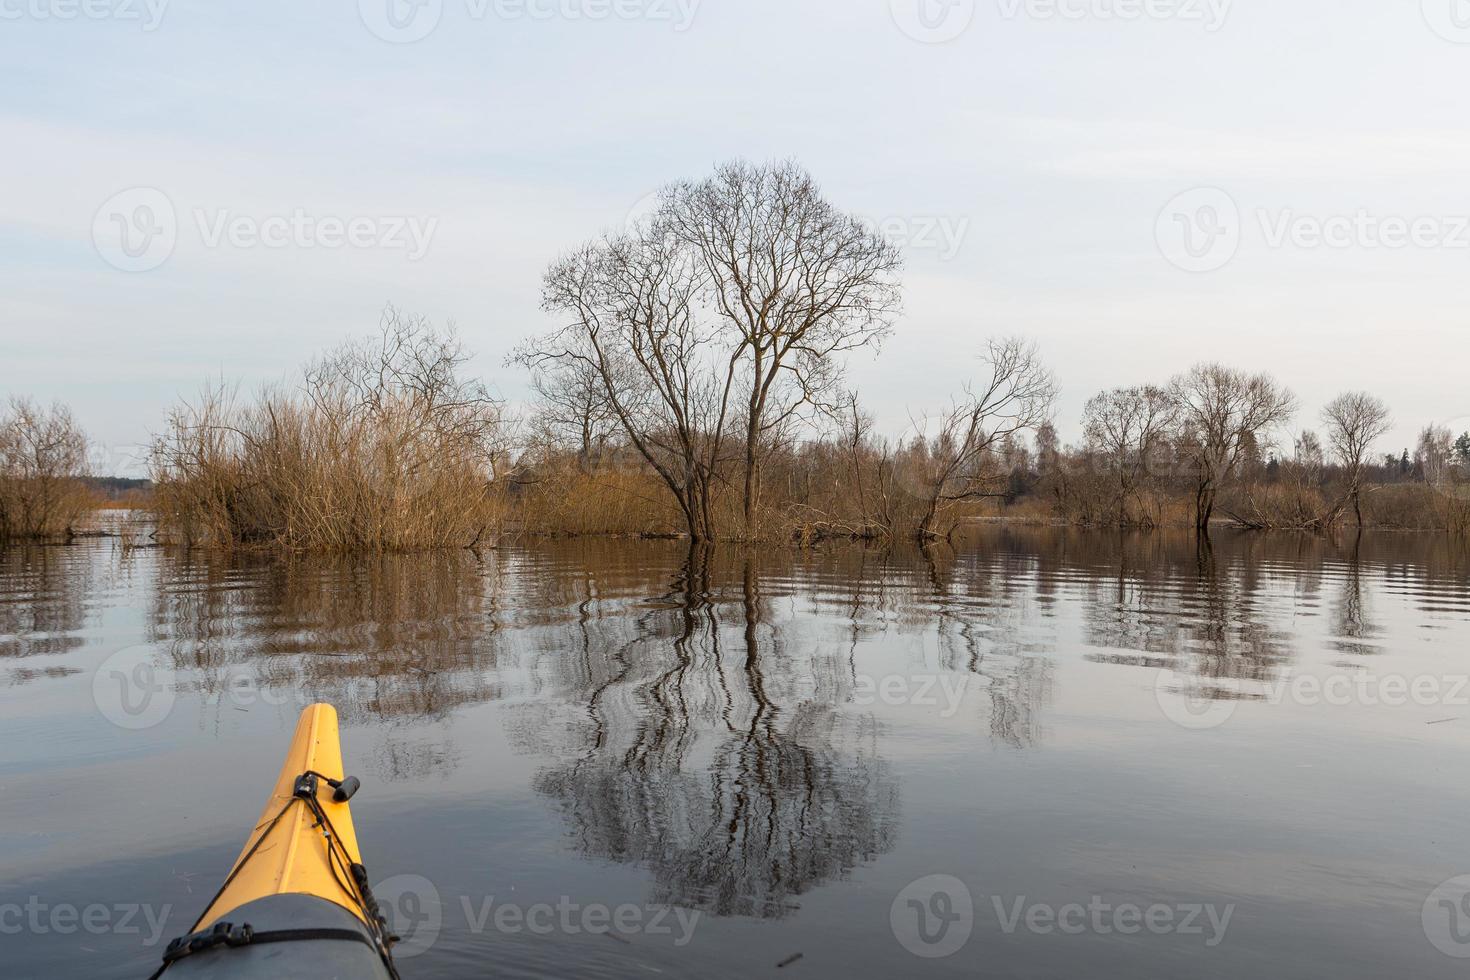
3;525;1470;978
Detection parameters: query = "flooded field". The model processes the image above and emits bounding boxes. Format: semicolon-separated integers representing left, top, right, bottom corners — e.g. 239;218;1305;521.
3;526;1470;978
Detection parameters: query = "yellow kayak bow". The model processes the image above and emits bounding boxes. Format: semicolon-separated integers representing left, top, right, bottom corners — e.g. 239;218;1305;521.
151;704;400;980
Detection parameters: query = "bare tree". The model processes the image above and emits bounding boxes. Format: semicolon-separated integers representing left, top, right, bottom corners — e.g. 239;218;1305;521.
528;228;738;543
1081;385;1178;526
526;355;617;467
912;339;1058;541
1416;424;1454;484
661;160;903;538
1321;391;1392;528
1171;364;1297;533
0;398;91;539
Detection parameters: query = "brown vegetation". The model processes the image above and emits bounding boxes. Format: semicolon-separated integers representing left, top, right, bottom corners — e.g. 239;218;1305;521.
149;309;506;551
0;398;92;540
10;162;1470;550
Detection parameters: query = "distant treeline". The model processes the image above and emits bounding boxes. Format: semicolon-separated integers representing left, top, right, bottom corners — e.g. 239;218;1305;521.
6;160;1468;548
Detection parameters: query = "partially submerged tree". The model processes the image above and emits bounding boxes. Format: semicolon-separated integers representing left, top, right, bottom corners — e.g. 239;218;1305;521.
0;398;91;539
1321;391;1392;528
1171;364;1296;532
530;228;736;543
1081;385;1178;526
662;160;902;538
911;339;1058;541
527;160;901;542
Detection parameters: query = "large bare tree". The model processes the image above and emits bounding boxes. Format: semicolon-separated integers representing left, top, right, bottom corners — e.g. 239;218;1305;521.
1321;391;1392;528
1171;364;1296;533
528;227;737;543
661;160;902;538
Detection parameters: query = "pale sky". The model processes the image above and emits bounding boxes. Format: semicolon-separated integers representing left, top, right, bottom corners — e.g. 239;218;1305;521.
3;0;1467;476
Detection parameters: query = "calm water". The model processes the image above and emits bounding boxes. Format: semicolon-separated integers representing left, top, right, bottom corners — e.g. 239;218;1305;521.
4;525;1470;979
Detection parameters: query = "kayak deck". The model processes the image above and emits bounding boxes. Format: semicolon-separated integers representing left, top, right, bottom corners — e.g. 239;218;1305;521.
154;704;399;979
198;703;368;927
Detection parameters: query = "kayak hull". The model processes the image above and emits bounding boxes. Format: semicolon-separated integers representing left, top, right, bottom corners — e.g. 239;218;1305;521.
157;894;393;980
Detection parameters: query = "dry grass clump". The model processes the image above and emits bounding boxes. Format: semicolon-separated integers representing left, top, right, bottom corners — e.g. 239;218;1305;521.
507;452;684;538
0;398;92;540
151;310;505;551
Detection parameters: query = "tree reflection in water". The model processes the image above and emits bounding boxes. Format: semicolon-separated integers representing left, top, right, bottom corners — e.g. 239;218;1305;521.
107;526;1470;925
525;545;900;919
